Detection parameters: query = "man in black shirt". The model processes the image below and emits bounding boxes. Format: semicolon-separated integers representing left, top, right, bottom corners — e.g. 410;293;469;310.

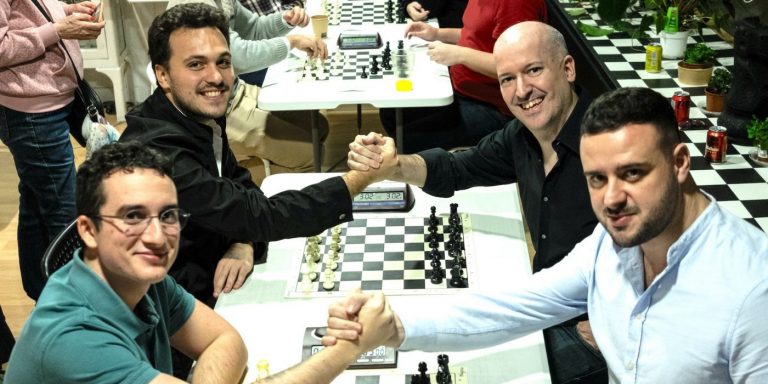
347;21;606;384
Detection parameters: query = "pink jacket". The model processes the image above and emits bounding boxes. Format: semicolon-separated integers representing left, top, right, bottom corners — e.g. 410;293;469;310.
0;0;83;113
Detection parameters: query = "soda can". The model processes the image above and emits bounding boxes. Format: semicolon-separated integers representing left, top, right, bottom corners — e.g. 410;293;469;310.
672;90;691;125
645;43;662;73
705;126;728;163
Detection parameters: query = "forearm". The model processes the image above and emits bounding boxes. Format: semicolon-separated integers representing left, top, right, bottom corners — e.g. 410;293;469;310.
342;170;378;197
257;342;360;383
392;155;428;187
192;332;248;384
458;48;497;79
435;28;461;44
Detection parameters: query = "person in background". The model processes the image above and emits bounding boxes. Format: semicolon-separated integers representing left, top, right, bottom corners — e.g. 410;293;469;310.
327;87;768;383
167;0;328;183
402;0;467;28
0;0;104;301
380;0;546;153
348;21;606;383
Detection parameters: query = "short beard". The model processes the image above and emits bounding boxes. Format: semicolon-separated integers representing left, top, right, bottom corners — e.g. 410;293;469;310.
606;176;679;248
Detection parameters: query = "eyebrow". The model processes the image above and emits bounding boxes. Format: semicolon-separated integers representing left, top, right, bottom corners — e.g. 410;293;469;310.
583;162;652;177
113;204;179;214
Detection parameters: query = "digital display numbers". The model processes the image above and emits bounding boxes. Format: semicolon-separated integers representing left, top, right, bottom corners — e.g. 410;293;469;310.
354;191;404;202
337;32;382;50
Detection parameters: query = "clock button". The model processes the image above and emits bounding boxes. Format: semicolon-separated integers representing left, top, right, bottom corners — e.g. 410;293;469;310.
338;213;347;220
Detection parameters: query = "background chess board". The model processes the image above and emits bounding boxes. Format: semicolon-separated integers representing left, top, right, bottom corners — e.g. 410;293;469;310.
559;1;768;231
286;214;475;298
325;0;405;25
298;49;395;81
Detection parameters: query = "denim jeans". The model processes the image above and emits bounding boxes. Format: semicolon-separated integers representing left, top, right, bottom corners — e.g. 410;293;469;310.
0;105;77;301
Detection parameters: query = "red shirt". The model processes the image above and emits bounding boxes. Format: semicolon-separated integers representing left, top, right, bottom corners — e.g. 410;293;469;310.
450;0;547;116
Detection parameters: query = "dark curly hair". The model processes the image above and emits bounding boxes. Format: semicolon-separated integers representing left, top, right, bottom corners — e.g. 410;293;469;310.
581;87;681;152
148;3;230;69
76;141;173;227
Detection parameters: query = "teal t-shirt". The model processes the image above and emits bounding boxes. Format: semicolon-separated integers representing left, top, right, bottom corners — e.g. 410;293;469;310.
5;249;196;383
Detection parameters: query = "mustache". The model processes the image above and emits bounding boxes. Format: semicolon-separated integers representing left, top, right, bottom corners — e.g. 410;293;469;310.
198;83;229;93
605;204;638;216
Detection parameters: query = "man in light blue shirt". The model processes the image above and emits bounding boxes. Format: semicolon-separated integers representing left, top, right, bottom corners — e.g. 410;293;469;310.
323;87;768;383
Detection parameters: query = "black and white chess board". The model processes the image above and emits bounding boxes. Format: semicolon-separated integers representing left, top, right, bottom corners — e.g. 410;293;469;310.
297;50;394;81
286;213;475;298
324;0;405;25
559;1;768;231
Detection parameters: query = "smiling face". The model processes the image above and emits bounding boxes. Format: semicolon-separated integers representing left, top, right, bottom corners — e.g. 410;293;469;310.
581;123;686;247
80;169;180;291
494;23;576;135
155;26;233;121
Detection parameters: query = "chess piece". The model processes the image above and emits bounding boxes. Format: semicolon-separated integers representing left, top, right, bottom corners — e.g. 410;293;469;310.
418;361;429;384
430;263;444;284
429;249;441;261
429;206;439;227
398;40;405;50
322;268;335;291
300;273;313;292
256;358;270;380
370;55;380;75
449;203;460;225
437;354;452;384
360;66;369;78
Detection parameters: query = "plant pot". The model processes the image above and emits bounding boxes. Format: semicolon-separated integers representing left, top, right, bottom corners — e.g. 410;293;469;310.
677;61;714;86
758;146;768;162
659;30;690;59
705;89;726;113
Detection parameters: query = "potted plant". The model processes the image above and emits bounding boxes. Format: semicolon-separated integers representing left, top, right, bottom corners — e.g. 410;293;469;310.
677;43;715;85
747;115;768;162
704;67;731;112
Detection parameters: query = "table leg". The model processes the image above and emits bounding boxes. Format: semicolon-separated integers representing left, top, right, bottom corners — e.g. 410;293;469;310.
311;111;322;172
395;108;403;153
356;104;362;133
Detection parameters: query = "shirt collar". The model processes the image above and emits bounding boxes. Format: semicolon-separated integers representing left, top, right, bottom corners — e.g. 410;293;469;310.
69;249;161;338
554;86;592;155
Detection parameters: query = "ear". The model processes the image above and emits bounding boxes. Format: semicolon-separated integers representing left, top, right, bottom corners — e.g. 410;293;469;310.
563;55;576;82
672;142;691;184
154;64;171;93
77;215;99;249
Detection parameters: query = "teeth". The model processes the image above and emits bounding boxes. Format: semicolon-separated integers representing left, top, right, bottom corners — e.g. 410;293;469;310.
203;90;221;97
521;97;543;110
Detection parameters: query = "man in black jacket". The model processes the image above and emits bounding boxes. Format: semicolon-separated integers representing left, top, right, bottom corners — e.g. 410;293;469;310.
121;3;396;305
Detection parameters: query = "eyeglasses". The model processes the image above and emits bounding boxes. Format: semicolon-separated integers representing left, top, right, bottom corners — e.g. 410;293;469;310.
90;207;190;236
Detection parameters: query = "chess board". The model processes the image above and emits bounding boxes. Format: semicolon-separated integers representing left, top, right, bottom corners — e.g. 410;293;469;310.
297;49;395;81
285;214;476;298
558;1;768;232
324;0;405;25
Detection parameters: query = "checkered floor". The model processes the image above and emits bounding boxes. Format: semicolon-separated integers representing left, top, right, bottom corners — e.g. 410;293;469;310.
559;1;768;231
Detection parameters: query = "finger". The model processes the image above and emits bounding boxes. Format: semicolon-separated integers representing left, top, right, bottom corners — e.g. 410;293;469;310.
327;317;363;335
321;335;338;346
222;269;237;293
213;262;230;297
232;265;248;290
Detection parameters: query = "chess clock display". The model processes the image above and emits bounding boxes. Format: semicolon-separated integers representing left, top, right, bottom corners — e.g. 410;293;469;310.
302;327;398;369
337;31;383;50
353;181;415;211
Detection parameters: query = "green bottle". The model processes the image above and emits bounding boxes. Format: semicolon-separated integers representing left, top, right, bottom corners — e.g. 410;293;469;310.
665;6;679;33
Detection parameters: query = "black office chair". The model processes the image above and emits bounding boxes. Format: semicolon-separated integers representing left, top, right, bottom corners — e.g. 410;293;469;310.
41;220;83;281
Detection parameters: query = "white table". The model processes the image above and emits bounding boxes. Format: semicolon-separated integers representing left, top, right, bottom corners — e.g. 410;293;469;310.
215;173;551;383
258;22;454;171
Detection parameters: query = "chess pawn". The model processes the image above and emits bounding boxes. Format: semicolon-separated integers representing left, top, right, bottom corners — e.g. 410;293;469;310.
300;273;313;292
327;259;338;271
322;268;335;290
256;359;270;380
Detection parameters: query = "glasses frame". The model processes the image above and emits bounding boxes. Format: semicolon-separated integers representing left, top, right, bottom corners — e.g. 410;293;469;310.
89;207;191;236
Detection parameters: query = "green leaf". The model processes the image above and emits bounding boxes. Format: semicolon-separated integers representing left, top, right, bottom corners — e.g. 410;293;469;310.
578;21;615;36
597;0;632;23
566;8;587;17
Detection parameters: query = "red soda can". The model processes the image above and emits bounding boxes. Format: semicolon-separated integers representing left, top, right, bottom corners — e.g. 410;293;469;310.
705;126;728;163
672;91;691;125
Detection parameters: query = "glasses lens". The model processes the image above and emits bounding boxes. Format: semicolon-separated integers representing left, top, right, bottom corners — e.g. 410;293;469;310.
119;208;190;235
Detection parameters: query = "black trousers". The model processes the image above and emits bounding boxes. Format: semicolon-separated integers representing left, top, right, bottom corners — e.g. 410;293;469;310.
1;305;15;364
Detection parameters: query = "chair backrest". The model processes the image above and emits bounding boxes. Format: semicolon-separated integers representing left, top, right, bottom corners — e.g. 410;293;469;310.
41;220;83;280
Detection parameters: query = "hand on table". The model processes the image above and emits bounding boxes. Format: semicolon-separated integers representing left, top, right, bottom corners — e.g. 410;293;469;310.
213;242;254;298
406;1;430;21
283;7;309;27
427;41;463;66
322;289;404;350
288;35;328;60
405;21;438;41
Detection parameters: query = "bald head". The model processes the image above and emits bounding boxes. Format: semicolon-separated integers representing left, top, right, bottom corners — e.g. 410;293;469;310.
494;21;568;62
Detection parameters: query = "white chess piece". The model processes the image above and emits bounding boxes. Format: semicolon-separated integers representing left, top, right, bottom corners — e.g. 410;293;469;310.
322;268;335;290
300;273;313;292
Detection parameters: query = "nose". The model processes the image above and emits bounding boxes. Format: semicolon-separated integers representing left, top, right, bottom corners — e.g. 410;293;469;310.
603;178;627;210
514;76;531;100
140;217;167;245
204;64;224;84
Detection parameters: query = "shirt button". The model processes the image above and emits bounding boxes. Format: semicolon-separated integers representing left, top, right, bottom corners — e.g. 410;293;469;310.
540;234;547;240
626;361;635;371
635;314;644;321
338;213;346;220
543;196;549;202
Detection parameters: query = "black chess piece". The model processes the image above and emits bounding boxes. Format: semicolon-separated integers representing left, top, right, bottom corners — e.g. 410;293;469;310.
418;361;430;384
449;203;460;225
437;354;452;384
398;40;405;50
370;55;380;75
428;248;441;260
449;264;466;288
429;206;439;225
430;265;444;284
360;66;368;79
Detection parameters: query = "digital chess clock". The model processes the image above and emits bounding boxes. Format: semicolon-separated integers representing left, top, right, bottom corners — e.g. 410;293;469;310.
337;31;383;50
353;181;415;212
302;327;398;369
